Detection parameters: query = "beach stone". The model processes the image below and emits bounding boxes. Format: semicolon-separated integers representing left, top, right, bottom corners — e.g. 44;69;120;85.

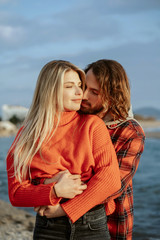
0;121;18;137
0;199;35;240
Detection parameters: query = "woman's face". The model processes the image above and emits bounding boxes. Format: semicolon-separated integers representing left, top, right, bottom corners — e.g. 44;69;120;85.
63;70;83;111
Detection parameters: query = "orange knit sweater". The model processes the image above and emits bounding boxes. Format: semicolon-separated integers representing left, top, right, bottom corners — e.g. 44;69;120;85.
7;111;121;223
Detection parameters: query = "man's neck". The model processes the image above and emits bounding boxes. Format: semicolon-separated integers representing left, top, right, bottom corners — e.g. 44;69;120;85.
102;112;114;122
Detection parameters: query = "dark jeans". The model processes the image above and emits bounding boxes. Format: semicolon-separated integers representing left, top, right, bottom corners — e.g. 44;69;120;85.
33;204;110;240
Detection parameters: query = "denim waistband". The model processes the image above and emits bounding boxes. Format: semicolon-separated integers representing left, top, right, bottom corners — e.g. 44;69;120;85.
88;204;104;213
34;204;110;240
73;204;106;224
36;204;105;225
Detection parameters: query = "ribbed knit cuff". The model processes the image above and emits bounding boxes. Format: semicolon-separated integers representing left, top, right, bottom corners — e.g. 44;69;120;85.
61;164;121;223
49;183;62;205
9;182;62;207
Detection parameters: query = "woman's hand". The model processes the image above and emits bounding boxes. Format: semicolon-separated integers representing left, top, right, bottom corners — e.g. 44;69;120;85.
34;204;66;218
44;170;87;199
54;170;87;198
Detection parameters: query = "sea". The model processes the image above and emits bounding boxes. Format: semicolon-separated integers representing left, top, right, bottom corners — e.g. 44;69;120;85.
0;135;160;240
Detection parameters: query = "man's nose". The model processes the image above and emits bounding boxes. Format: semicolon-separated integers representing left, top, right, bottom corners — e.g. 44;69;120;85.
82;89;89;100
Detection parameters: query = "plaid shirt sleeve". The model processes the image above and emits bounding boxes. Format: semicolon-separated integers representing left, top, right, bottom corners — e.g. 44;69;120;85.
104;119;145;240
105;119;145;201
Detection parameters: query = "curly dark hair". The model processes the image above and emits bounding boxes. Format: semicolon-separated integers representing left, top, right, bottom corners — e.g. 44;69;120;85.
85;59;130;120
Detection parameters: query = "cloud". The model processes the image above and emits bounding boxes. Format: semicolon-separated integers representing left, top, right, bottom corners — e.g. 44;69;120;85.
0;0;12;3
0;0;160;110
0;0;159;56
89;0;160;14
62;37;160;109
1;38;159;110
0;24;25;43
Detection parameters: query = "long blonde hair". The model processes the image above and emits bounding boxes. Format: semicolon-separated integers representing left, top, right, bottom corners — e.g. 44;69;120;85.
9;60;85;182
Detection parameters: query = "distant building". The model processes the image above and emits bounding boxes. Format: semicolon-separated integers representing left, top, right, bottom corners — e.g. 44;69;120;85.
2;104;28;121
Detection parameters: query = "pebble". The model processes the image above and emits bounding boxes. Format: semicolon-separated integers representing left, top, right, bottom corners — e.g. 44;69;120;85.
0;199;35;240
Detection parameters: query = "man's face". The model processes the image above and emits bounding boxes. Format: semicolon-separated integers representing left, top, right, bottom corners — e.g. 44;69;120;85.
81;69;103;114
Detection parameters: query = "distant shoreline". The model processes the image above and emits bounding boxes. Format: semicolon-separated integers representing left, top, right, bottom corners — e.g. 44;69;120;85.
1;119;160;138
138;119;160;128
138;120;160;139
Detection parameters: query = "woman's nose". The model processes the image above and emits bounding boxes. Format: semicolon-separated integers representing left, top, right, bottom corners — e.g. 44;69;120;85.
75;86;83;95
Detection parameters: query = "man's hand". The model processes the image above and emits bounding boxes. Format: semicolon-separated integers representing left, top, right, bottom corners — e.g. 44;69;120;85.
44;170;69;184
34;204;66;218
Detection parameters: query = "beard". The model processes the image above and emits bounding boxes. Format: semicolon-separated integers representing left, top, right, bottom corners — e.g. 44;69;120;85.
80;100;103;115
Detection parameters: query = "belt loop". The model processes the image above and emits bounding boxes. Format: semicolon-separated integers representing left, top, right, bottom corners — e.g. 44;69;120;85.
82;213;87;224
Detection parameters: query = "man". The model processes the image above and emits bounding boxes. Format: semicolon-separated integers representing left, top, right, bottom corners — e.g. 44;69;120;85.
81;59;145;240
35;59;145;240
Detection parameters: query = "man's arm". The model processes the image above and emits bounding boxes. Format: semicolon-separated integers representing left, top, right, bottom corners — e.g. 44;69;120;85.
104;123;145;202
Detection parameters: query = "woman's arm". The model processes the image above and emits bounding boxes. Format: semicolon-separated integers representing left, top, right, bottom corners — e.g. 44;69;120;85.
7;154;59;207
59;121;121;223
7;154;86;207
61;162;121;223
35;120;121;222
35;159;120;220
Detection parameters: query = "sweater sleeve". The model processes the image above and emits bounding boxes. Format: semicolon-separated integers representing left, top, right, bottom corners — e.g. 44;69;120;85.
6;142;61;208
61;120;121;223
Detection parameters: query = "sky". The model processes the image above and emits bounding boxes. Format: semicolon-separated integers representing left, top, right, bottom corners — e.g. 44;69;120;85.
0;0;160;115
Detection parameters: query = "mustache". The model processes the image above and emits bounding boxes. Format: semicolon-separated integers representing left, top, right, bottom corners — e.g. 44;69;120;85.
81;100;91;107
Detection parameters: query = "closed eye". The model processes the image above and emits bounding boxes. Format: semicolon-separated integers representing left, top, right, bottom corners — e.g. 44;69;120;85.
91;90;99;95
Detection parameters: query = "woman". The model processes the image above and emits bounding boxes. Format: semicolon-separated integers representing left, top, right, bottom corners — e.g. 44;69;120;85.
7;60;121;239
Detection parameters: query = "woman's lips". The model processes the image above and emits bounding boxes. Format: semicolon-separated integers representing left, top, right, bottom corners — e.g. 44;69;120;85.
72;99;82;103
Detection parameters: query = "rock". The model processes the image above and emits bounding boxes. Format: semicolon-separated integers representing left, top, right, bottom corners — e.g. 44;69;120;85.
0;121;18;137
0;199;35;240
2;105;28;122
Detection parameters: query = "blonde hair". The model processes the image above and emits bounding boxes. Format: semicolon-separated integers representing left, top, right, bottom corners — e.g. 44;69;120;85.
10;60;85;182
85;59;130;120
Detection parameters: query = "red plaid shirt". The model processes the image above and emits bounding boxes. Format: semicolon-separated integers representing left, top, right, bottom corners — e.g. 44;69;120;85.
104;119;145;240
